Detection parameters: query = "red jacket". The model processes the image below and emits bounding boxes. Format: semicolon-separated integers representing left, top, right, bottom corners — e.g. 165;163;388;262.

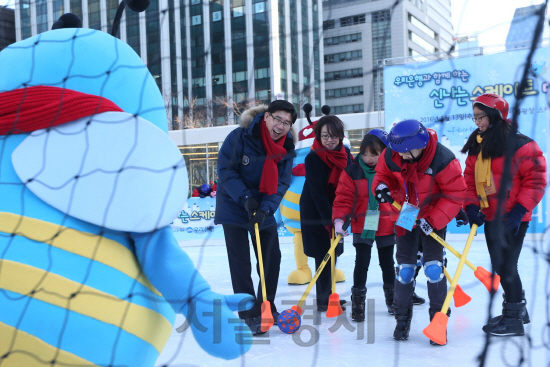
373;140;466;232
464;136;546;222
332;156;398;235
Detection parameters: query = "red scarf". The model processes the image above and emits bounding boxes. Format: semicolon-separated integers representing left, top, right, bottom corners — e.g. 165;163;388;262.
312;139;348;187
391;131;438;203
0;86;123;135
259;118;288;195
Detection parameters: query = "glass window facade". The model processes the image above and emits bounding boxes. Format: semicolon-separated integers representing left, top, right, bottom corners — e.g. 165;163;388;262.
126;7;141;55
409;14;435;39
278;0;286;99
179;0;188;116
146;0;162;91
324;50;362;63
36;0;48;34
53;0;65;23
372;10;391;111
289;0;299;109
190;0;206;123
70;0;82;20
169;0;178;126
325;68;363;81
409;31;436;53
324;33;361;46
312;0;320;115
301;0;309;104
332;104;364;114
253;0;270;104
325;86;363;98
211;0;227;125
20;0;31;39
340;14;365;27
107;0;120;36
231;0;247;120
88;0;101;30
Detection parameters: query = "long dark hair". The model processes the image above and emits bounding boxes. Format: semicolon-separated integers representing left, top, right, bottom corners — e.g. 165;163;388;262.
461;104;519;159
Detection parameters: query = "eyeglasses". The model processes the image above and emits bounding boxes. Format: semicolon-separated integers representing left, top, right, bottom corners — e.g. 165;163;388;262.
472;115;487;123
321;134;339;141
269;113;292;129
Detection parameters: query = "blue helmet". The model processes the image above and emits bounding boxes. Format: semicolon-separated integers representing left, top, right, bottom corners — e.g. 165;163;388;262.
388;120;429;153
367;128;389;146
200;183;211;195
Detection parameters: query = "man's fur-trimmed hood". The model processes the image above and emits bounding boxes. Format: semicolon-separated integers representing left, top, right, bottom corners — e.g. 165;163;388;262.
239;104;297;143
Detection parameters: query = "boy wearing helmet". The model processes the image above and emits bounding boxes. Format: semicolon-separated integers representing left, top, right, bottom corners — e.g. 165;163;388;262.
461;93;546;337
373;119;467;345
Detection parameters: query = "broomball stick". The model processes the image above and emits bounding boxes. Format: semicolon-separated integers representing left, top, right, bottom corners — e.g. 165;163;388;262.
254;222;274;333
326;233;344;318
382;192;500;293
443;267;471;307
423;224;478;345
290;218;351;318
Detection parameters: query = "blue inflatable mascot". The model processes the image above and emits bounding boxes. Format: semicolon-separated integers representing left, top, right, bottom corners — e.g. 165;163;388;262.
0;13;252;367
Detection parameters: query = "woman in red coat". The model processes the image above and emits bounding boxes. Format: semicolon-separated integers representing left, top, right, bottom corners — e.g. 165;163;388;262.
332;129;398;322
461;93;546;337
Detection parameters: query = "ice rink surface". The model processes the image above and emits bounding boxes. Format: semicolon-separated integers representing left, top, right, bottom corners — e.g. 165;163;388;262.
157;234;549;367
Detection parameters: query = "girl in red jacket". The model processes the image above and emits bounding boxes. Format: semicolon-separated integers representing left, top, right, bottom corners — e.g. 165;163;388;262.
373;119;466;345
332;129;398;322
461;93;546;337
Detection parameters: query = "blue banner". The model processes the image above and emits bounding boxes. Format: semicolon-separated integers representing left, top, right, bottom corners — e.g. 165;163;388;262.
384;47;547;234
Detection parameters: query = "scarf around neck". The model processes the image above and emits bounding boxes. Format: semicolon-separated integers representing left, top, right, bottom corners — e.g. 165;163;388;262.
312;138;348;187
259;118;288;195
358;158;377;240
474;134;492;209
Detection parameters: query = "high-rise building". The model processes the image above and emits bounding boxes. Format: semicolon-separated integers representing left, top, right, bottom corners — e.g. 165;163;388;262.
0;6;15;51
506;4;544;51
322;0;453;112
12;0;323;127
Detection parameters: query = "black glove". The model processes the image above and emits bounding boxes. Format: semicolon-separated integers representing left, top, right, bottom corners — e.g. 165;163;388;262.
375;183;391;203
503;203;527;235
249;210;267;229
455;208;469;227
465;204;485;227
244;197;259;218
416;218;433;236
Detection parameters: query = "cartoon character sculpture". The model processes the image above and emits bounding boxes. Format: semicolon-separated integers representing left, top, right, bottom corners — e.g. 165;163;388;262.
0;21;252;367
281;104;346;284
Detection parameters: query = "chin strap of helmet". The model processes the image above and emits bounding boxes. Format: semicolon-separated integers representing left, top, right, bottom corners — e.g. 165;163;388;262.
407;149;423;163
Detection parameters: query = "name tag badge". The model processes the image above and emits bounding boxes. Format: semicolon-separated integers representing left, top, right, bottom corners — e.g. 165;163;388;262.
396;202;420;231
484;175;497;196
363;210;380;231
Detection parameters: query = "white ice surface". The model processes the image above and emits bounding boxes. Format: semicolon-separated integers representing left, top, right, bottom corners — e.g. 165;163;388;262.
157;235;549;367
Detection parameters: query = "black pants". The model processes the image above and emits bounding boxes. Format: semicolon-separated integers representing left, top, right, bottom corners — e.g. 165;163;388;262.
314;255;336;307
223;224;281;319
393;226;447;311
353;234;395;289
484;220;529;303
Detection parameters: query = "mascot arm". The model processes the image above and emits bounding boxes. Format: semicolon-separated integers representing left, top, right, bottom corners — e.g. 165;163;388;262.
131;227;254;360
217;131;253;204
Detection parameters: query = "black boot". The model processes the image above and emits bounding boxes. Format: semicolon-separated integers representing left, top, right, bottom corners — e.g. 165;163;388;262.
412;291;425;305
383;287;395;315
482;301;525;336
488;291;530;325
428;308;451;346
351;287;367;322
393;307;413;340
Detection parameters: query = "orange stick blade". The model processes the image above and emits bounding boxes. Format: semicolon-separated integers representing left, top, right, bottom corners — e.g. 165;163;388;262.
291;305;303;316
326;293;343;318
423;312;449;345
260;301;274;332
474;266;500;293
452;284;472;307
